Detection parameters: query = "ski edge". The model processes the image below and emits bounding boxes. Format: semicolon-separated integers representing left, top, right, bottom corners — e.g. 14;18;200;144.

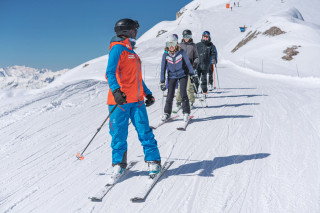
176;116;194;131
130;161;174;203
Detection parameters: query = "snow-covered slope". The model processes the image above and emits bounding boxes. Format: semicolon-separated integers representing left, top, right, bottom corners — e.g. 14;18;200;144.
0;66;69;89
224;7;320;77
1;0;320;212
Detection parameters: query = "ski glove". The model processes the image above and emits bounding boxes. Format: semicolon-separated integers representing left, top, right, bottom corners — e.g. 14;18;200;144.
190;75;199;84
211;59;217;65
192;62;198;69
112;88;127;105
145;94;155;107
160;83;166;91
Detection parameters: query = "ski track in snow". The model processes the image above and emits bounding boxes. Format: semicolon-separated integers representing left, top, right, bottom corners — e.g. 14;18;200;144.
1;62;319;212
2;0;320;211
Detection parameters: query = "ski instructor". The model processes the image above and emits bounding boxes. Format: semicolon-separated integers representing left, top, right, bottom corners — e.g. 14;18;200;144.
105;18;161;179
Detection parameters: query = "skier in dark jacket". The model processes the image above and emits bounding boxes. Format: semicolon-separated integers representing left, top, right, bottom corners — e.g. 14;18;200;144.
176;29;199;109
160;34;197;122
195;31;216;95
208;38;218;91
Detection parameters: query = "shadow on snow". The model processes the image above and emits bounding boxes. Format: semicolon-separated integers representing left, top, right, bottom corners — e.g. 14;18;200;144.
123;153;270;183
206;94;267;99
194;103;260;109
166;153;270;177
191;115;253;123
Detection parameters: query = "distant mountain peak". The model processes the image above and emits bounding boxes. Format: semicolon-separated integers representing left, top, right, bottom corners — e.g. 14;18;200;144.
0;65;69;89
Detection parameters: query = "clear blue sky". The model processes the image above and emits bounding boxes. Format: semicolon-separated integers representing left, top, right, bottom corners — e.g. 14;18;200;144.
0;0;192;71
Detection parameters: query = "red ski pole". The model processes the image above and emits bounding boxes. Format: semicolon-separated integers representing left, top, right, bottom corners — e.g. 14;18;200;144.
76;104;118;160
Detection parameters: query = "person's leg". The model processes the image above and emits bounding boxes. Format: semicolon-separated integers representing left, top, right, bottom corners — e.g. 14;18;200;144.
130;102;161;162
201;67;209;93
175;81;181;105
108;104;130;168
179;76;190;114
194;69;202;92
187;76;195;103
209;65;214;85
164;78;178;114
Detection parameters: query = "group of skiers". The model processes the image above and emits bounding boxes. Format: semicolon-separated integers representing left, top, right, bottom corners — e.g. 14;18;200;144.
105;18;218;180
160;29;218;123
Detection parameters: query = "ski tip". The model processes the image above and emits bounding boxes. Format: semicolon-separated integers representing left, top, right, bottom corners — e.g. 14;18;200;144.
131;197;144;203
177;128;186;131
89;197;102;202
150;126;156;129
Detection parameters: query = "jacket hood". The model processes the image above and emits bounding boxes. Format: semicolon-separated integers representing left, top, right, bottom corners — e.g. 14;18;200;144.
110;36;136;49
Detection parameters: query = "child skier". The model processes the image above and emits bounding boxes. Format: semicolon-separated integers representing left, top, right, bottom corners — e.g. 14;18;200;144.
105;18;161;179
160;34;197;122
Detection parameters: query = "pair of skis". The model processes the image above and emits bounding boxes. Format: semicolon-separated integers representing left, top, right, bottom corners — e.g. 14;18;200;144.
89;160;174;202
150;115;179;130
150;115;193;131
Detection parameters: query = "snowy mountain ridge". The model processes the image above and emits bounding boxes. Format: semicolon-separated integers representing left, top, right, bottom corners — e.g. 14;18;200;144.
0;65;69;89
224;7;320;77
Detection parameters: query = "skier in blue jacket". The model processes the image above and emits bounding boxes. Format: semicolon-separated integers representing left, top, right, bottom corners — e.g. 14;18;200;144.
160;34;198;122
106;18;161;179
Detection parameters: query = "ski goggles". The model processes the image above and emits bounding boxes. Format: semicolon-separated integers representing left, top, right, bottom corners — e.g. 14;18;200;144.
203;31;210;36
166;41;177;47
183;34;192;39
134;20;140;30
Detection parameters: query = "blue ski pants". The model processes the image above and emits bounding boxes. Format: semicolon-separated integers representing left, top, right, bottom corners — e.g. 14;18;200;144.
108;101;161;165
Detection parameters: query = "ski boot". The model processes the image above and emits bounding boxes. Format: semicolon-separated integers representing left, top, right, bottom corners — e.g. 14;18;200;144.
110;164;125;183
208;84;213;91
148;161;161;179
190;102;195;110
183;113;190;122
161;113;171;121
199;92;207;102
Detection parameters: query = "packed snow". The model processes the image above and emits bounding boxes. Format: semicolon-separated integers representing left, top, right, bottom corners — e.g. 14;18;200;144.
1;0;320;212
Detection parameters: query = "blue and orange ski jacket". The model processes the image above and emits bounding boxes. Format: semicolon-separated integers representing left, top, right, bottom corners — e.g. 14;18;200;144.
106;36;151;105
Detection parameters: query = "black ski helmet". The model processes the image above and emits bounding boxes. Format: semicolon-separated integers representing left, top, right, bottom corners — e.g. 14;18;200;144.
114;18;140;38
182;29;192;38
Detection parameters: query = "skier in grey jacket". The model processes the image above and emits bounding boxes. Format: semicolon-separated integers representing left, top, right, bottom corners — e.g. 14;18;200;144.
176;29;199;109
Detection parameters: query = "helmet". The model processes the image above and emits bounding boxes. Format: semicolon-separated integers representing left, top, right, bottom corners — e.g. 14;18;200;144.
202;31;210;37
182;29;192;39
166;34;178;43
114;18;140;38
166;34;178;48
